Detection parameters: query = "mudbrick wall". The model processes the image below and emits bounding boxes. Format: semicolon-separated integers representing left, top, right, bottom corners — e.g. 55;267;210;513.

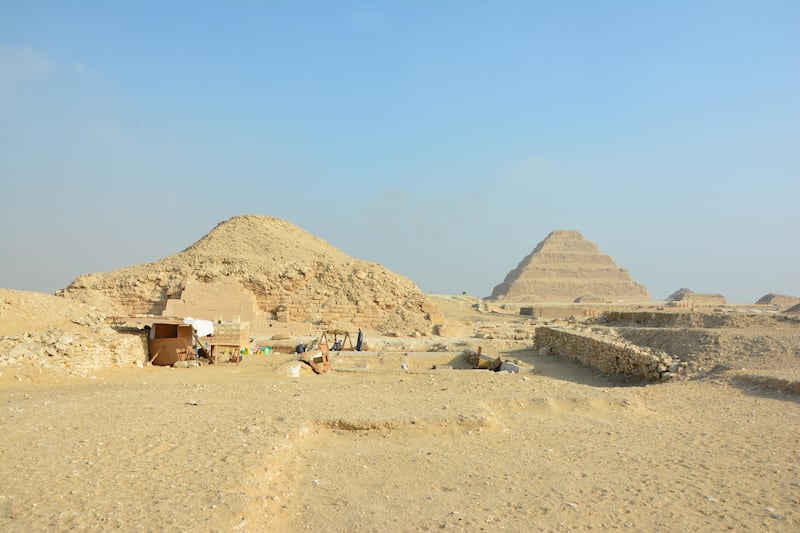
535;326;685;381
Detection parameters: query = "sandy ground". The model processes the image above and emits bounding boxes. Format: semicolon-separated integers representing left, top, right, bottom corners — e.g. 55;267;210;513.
1;296;799;531
1;348;798;532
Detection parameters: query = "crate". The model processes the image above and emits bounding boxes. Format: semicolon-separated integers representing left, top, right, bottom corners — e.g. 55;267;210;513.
210;321;250;364
212;321;250;346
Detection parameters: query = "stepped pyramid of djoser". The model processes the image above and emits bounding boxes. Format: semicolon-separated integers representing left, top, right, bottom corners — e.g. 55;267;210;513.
489;230;651;303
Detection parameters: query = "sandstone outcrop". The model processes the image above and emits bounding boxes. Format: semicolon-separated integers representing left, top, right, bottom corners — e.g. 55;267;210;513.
488;230;651;303
58;215;438;335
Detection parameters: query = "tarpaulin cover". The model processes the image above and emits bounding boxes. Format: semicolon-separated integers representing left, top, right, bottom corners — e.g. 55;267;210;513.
183;317;214;337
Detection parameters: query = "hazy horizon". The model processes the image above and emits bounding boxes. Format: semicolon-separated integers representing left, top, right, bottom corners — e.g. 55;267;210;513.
1;2;798;304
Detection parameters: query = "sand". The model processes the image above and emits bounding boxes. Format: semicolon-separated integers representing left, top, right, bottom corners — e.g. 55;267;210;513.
0;292;798;531
2;332;799;532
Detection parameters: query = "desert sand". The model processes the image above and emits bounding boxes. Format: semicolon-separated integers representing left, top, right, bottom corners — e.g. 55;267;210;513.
1;293;799;532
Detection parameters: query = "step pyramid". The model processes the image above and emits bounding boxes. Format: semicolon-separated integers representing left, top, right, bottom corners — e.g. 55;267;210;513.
488;230;651;303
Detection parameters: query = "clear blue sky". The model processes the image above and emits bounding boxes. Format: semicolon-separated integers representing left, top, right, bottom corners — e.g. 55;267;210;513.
1;1;798;303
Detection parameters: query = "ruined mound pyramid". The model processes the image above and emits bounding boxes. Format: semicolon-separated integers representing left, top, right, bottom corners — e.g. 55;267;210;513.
668;288;726;305
755;293;800;309
488;230;651;303
59;215;438;334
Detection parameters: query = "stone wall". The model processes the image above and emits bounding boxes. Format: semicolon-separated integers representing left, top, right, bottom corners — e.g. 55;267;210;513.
597;311;791;329
434;323;473;337
252;320;314;339
516;305;603;319
161;279;431;335
164;280;258;324
535;326;681;381
256;296;404;330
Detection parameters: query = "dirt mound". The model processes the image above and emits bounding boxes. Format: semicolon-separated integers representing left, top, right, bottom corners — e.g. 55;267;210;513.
0;289;146;378
1;289;102;337
488;230;650;303
58;215;438;335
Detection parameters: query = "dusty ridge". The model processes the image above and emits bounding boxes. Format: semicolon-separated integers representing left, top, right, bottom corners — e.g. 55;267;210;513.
488;230;651;303
58;215;438;334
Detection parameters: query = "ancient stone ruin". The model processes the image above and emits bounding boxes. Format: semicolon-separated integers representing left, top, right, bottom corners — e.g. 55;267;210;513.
488;230;651;303
0;289;147;376
756;293;800;311
535;326;681;381
667;288;727;307
58;215;440;335
784;303;800;314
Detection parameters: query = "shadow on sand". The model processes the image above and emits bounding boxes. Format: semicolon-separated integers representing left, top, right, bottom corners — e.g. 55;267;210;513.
501;347;650;388
727;373;800;404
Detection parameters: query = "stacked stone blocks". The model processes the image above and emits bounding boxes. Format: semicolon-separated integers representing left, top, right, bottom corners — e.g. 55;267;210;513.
535;326;681;381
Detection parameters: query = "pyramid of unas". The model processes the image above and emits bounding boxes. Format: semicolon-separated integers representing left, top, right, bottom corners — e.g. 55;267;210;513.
59;215;438;334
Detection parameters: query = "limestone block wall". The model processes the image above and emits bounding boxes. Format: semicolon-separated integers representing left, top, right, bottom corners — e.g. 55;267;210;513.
252;320;314;338
163;280;258;324
598;311;786;329
535;326;679;381
434;323;473;337
517;305;603;319
248;278;436;333
258;297;394;329
211;321;251;347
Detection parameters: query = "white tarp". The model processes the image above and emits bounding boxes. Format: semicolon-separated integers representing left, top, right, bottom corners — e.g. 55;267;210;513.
183;317;214;337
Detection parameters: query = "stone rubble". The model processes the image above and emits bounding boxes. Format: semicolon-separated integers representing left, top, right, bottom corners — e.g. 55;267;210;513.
0;325;146;377
58;215;438;335
0;288;147;377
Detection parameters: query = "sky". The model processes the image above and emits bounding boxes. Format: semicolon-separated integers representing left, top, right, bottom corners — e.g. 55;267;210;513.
1;1;798;303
